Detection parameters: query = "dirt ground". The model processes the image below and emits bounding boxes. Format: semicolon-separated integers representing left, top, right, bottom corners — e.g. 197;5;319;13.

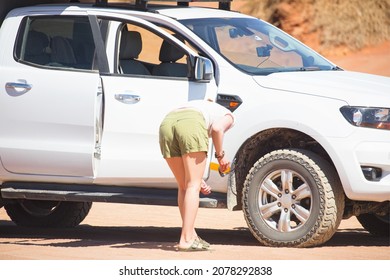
0;203;389;260
326;41;390;78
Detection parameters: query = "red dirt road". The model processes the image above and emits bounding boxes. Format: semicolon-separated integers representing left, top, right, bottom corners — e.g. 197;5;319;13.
0;203;389;260
326;41;390;78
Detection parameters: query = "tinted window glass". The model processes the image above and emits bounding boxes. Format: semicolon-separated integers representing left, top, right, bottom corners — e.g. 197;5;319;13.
16;16;96;70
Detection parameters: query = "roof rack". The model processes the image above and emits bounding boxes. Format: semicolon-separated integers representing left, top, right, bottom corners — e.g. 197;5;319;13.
94;0;232;11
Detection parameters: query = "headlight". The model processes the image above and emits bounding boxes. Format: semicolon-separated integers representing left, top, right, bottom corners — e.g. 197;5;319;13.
340;106;390;130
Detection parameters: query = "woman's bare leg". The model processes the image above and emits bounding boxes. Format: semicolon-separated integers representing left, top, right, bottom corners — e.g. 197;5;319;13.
166;152;207;248
165;157;186;221
165;156;199;245
179;151;207;247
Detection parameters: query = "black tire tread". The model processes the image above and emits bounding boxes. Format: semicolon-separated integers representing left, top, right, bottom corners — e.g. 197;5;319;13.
5;200;92;228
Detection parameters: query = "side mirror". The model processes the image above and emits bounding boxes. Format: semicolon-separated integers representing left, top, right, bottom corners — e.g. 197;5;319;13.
194;57;213;82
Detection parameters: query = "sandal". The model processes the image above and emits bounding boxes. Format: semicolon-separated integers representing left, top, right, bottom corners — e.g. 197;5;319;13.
177;237;211;252
197;236;210;247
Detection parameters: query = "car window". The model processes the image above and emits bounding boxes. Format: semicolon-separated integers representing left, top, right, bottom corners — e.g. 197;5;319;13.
15;16;96;70
112;20;190;78
214;24;303;69
181;17;335;75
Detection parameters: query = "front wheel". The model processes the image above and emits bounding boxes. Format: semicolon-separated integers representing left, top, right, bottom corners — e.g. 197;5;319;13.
242;149;344;248
5;200;92;228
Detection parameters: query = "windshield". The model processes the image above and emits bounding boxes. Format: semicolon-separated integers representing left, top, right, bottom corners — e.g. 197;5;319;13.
180;17;337;75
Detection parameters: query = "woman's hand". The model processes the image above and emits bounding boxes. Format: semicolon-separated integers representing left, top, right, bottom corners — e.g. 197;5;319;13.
200;180;211;195
218;154;230;173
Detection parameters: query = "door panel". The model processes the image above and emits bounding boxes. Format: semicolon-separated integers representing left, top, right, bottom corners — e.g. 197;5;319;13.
0;15;99;178
95;17;218;186
96;76;215;186
0;68;100;177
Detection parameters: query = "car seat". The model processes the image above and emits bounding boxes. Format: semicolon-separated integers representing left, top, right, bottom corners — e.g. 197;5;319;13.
119;30;151;75
50;36;77;67
24;30;51;65
152;38;188;77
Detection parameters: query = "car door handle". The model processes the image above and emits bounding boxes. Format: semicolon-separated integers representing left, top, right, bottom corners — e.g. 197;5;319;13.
115;94;141;104
6;82;32;91
5;82;32;96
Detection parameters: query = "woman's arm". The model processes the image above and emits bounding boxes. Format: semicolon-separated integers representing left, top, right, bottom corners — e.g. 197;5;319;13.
210;114;234;172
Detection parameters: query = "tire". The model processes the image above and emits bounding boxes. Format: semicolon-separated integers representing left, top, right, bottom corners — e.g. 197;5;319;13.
242;149;344;248
4;200;92;228
357;213;390;236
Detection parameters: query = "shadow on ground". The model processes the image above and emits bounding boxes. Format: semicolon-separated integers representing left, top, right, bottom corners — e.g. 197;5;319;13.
0;220;388;250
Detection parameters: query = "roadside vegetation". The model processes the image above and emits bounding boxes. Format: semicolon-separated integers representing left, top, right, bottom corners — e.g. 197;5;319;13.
241;0;390;55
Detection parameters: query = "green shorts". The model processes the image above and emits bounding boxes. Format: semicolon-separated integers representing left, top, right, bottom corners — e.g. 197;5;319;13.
159;109;209;158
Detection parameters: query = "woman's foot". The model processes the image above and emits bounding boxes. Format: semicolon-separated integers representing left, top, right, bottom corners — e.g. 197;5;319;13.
177;237;211;251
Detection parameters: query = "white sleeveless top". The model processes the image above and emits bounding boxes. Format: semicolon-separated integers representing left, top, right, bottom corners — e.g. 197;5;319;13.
178;100;235;135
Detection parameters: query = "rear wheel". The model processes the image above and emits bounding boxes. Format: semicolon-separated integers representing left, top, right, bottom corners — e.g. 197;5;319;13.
242;149;344;247
5;200;92;227
357;213;390;236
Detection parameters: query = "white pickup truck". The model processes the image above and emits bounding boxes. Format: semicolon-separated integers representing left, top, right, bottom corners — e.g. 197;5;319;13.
0;0;389;248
